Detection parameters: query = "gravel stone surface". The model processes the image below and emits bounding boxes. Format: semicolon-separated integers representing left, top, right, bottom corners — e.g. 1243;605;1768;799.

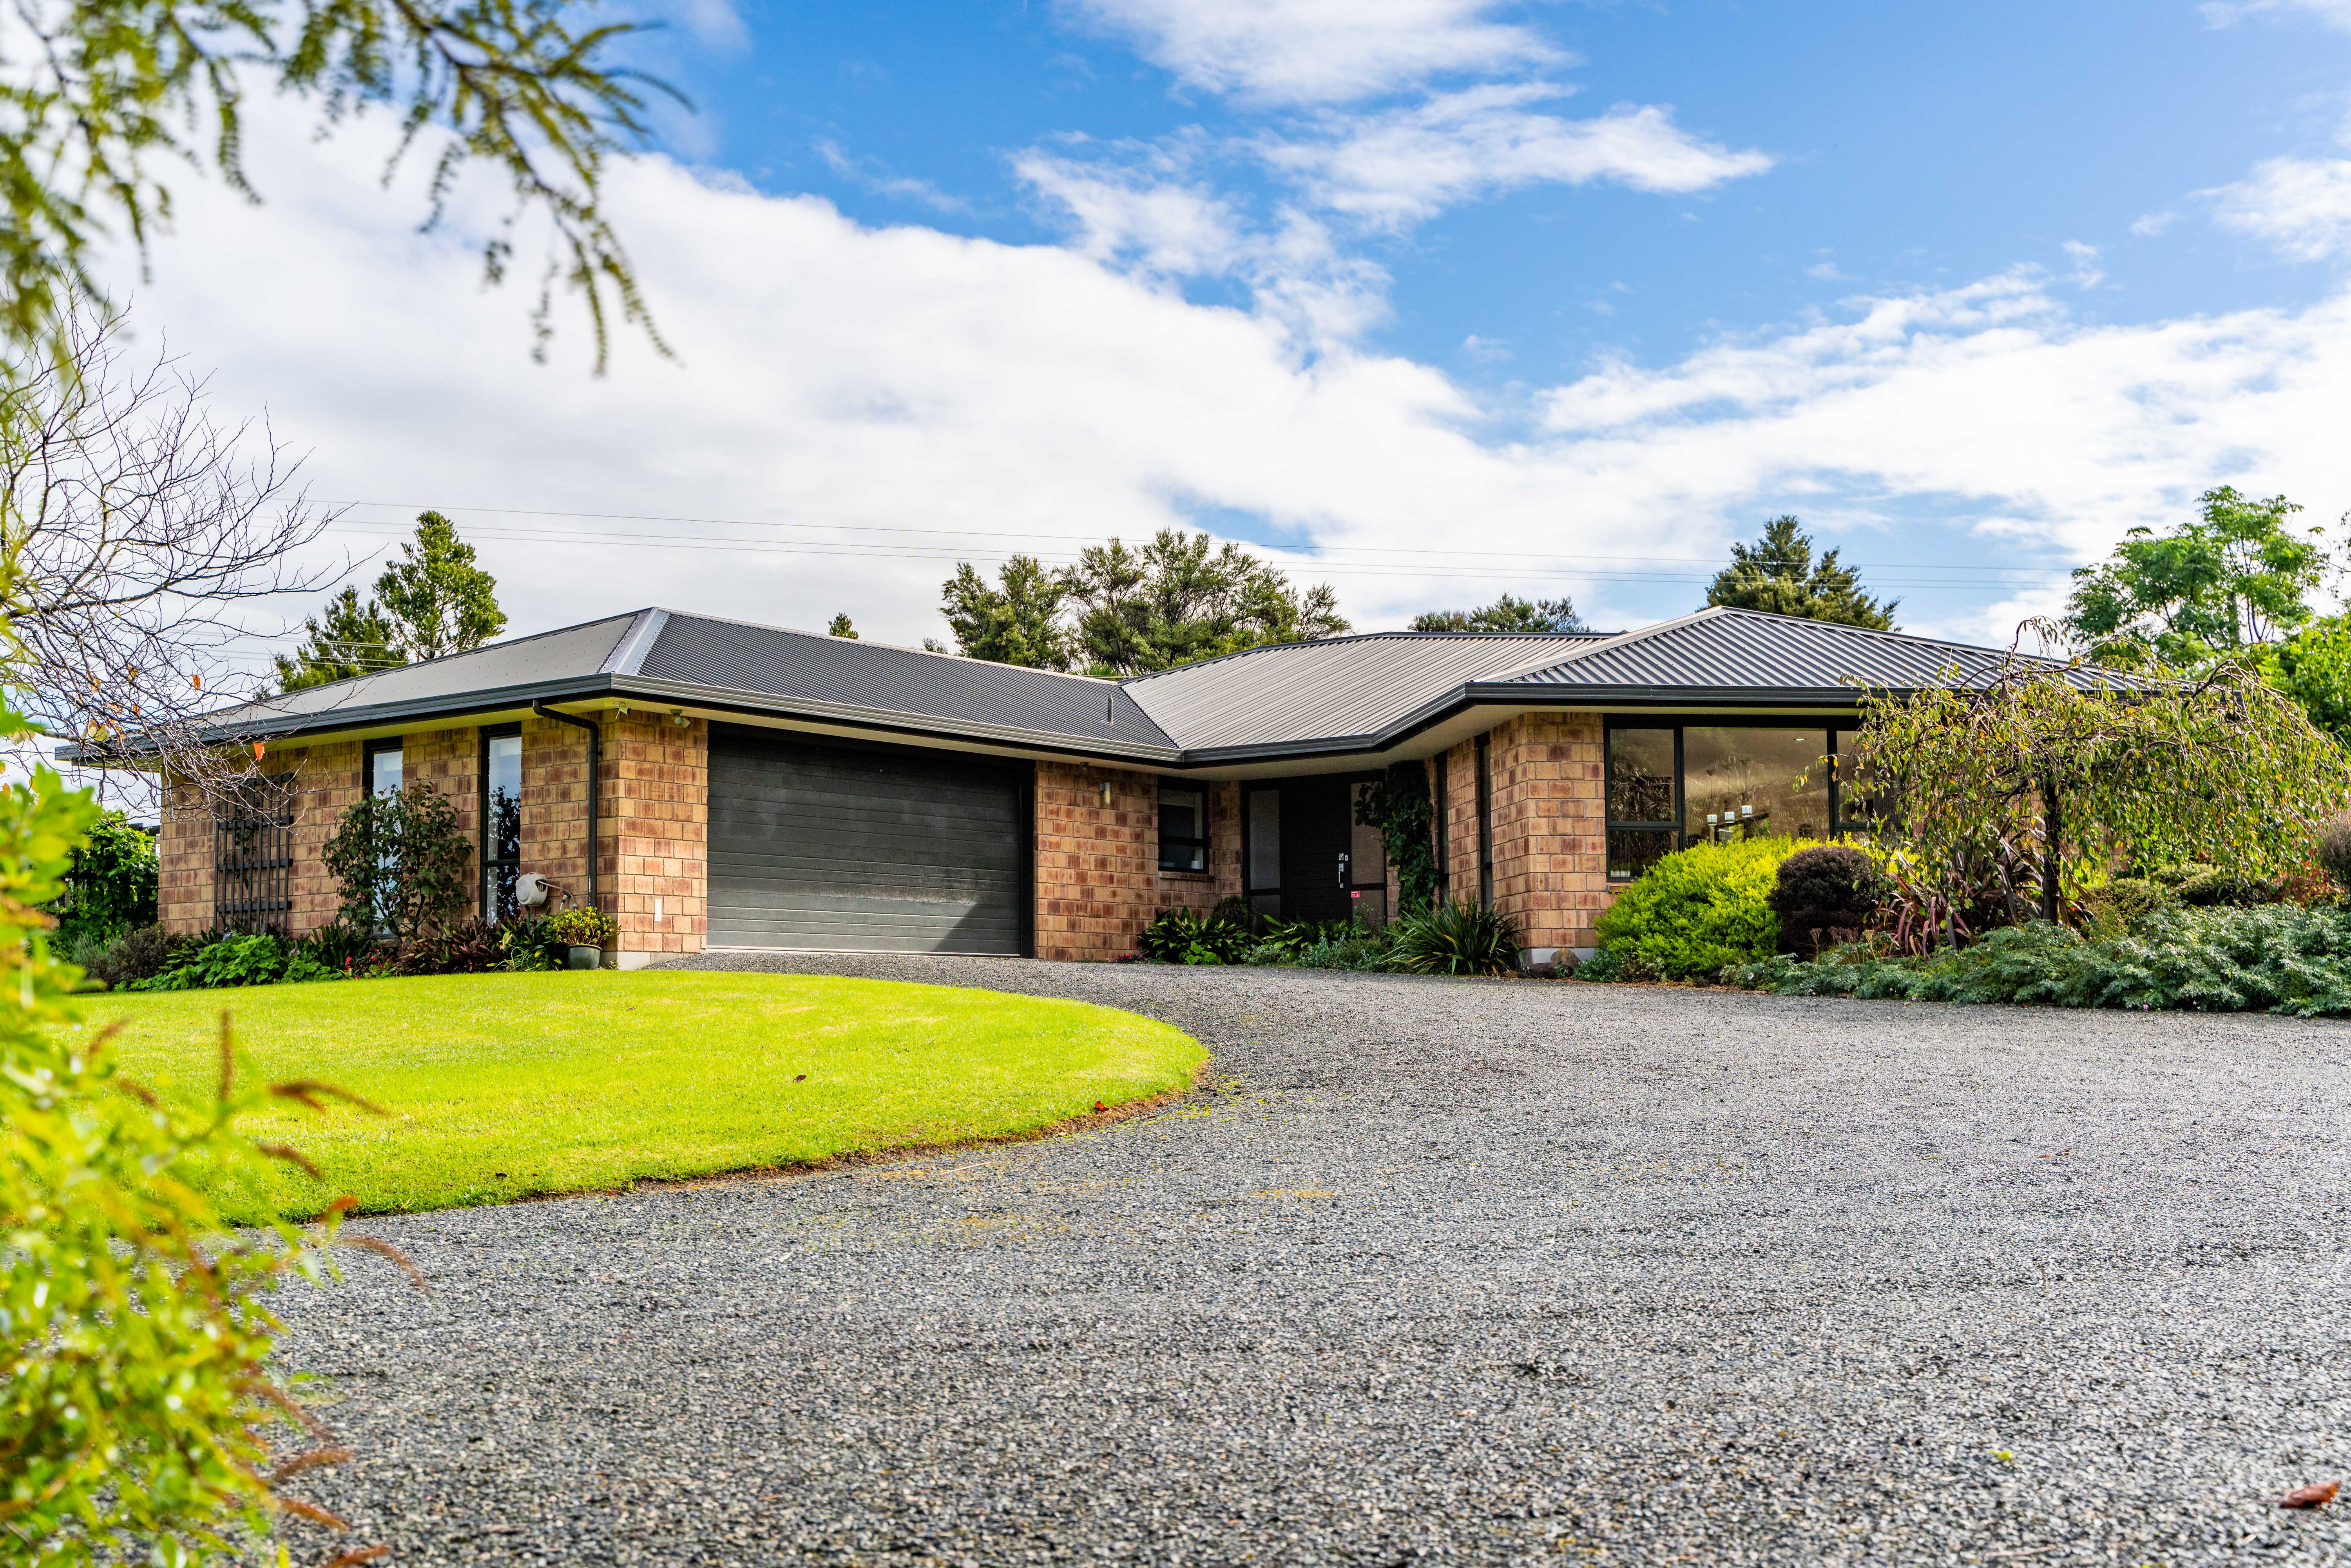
276;956;2351;1566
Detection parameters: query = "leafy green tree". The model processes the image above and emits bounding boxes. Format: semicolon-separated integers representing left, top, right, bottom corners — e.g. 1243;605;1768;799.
53;809;157;945
1704;516;1897;630
273;586;406;690
827;614;857;639
2064;488;2327;666
277;512;505;689
374;511;506;660
1061;529;1348;676
941;555;1073;670
2259;614;2351;746
0;0;676;369
1409;594;1587;633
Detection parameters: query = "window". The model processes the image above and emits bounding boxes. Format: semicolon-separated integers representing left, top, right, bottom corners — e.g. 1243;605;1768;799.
366;738;403;796
1432;753;1450;900
1605;722;1844;880
1606;727;1678;881
1475;734;1493;910
1244;786;1281;919
1348;780;1389;927
482;726;523;918
1157;781;1208;873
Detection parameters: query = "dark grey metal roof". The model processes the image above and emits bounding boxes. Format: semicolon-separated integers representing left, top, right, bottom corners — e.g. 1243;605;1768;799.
99;602;2114;770
1501;607;2112;699
634;613;1174;748
1121;632;1604;750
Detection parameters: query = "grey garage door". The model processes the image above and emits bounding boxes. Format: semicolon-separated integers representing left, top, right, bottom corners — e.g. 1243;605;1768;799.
706;726;1029;954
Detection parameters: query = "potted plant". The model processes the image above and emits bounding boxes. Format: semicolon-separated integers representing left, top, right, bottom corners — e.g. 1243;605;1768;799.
545;907;617;970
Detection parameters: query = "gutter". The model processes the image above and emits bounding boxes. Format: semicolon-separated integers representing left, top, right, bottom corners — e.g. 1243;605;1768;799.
533;701;601;911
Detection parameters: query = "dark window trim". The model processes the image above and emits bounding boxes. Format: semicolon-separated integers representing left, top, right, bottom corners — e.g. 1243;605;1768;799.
1431;752;1449;901
480;722;523;920
1242;782;1279;900
363;735;404;795
1155;776;1210;875
1604;718;1858;882
1474;734;1493;910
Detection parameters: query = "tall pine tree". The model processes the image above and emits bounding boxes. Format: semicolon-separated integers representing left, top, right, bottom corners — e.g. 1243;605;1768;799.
276;512;507;691
1704;516;1897;630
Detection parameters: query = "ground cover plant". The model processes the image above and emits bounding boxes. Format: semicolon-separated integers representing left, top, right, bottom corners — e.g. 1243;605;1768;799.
69;971;1205;1222
1726;901;2351;1017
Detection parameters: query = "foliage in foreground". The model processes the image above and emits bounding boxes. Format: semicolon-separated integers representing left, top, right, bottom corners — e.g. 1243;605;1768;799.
0;747;377;1563
1592;837;1815;980
1724;903;2351;1017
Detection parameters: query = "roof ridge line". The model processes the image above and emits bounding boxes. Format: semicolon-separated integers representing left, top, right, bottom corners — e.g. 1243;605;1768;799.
661;607;1127;686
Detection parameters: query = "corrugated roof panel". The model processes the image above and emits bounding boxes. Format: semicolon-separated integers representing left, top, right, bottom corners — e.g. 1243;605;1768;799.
1505;608;2112;693
638;614;1176;746
1123;632;1605;749
201;613;640;729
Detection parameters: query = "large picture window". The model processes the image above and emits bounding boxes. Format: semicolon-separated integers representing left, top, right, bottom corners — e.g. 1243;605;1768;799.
482;725;523;918
1605;722;1857;881
1157;781;1207;873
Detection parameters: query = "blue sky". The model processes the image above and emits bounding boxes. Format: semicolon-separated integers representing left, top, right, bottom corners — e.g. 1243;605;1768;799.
114;0;2351;659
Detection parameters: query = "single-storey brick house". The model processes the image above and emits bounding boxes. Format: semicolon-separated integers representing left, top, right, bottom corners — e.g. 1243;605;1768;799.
131;605;2032;965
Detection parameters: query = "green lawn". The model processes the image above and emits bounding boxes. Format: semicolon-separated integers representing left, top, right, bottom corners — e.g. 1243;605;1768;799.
67;970;1204;1224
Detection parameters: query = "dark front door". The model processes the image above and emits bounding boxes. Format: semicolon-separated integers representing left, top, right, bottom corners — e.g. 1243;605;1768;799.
706;725;1029;954
1277;777;1353;922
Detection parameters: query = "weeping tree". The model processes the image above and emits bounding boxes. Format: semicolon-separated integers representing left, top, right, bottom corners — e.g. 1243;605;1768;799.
1845;628;2351;940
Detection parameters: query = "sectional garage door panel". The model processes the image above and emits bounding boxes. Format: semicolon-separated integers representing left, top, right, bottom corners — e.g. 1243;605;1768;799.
708;729;1028;954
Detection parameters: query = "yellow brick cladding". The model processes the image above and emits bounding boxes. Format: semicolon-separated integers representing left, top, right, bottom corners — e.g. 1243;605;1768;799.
1033;763;1241;962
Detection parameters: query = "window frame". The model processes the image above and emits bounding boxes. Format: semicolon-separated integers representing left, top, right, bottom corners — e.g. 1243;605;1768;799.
1155;778;1210;875
1474;734;1494;910
1603;718;1856;882
480;723;524;919
364;736;404;797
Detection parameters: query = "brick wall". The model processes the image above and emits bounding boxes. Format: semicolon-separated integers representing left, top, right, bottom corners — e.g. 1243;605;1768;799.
158;778;210;933
1438;741;1480;906
1485;711;1609;952
604;710;708;958
1034;764;1239;961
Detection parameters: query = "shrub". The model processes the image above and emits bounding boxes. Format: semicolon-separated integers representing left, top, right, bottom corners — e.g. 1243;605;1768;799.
1;747;382;1561
1574;946;1625;982
2318;820;2351;895
1137;905;1250;964
392;915;509;976
1728;903;2351;1017
129;931;346;992
320;782;474;947
1387;898;1519;976
546;905;618;948
2151;862;2286;908
1287;928;1394;971
71;922;172;990
301;920;387;975
1769;845;1888;958
1210;895;1255;931
1594;837;1815;980
51;810;158;949
1250;916;1355;960
2080;876;2170;939
498;913;566;972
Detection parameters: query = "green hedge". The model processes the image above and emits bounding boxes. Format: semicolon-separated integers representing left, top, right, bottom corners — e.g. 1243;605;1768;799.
1592;837;1817;980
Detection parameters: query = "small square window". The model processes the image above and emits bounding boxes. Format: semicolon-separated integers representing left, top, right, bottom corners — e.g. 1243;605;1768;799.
1158;783;1207;873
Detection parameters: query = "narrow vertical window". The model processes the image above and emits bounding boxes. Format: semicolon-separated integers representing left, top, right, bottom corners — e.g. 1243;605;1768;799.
1157;781;1207;873
482;726;523;919
1245;786;1281;919
1605;726;1679;881
1431;753;1449;901
366;739;403;796
1475;734;1494;910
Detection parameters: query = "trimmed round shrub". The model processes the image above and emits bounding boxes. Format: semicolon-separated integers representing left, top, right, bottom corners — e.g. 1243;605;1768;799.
1768;845;1888;958
1594;837;1817;980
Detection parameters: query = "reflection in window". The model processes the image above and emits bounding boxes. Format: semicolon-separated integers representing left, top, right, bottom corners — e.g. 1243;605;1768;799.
483;731;523;919
1608;827;1677;882
1348;780;1389;927
1684;727;1831;844
368;743;402;796
1246;788;1281;920
1608;729;1675;822
1158;782;1207;873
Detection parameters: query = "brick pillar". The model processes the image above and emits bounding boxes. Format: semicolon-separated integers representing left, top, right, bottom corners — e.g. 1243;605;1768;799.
1486;712;1608;954
158;778;212;935
605;710;708;962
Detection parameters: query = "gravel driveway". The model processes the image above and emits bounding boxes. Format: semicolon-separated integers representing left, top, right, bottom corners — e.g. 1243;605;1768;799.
278;958;2351;1566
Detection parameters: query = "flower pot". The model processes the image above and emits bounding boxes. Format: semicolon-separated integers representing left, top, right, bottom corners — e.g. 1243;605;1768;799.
565;944;603;970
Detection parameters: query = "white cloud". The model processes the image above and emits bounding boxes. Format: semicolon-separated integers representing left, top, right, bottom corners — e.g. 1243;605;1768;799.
111;109;2351;669
2061;239;2104;286
1058;0;1559;105
813;139;968;213
2207;155;2351;260
2130;209;2179;237
1260;86;1774;226
2202;0;2351;28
